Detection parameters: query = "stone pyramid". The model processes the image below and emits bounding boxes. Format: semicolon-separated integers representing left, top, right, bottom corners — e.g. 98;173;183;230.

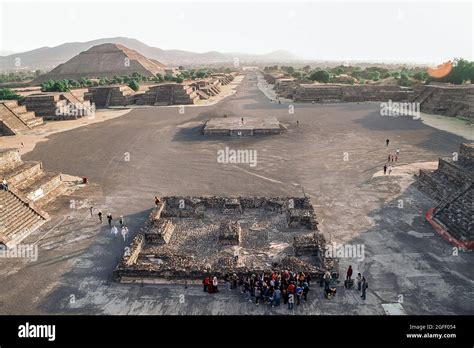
33;43;167;83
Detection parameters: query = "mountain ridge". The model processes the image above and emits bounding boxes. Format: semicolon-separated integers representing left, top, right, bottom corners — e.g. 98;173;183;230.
0;37;300;72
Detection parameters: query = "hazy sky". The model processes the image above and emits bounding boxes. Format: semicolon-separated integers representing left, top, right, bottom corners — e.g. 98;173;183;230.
0;0;472;63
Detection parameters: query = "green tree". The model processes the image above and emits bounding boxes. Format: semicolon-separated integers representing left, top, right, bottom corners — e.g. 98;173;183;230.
0;88;21;100
128;80;140;91
309;70;330;83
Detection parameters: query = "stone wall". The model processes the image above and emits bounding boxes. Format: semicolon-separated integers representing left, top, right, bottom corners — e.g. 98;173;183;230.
416;143;473;244
135;83;199;105
84;86;135;107
411;84;474;120
292;84;413;103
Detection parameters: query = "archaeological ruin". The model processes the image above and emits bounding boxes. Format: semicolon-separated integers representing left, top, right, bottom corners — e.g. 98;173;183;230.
0;100;44;136
33;43;167;84
113;196;329;283
416;143;473;249
264;72;474;122
0;148;69;248
203;116;283;136
23;92;93;120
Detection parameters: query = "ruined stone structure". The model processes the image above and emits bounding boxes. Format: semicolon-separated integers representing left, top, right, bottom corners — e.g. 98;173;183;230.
416;143;473;248
23;92;93;120
0;100;44;135
84;85;135;107
203;117;283;136
33;43;167;84
0;148;68;247
135;83;199;105
294;233;324;257
411;84;474;121
292;84;414;103
114;196;326;283
218;220;241;245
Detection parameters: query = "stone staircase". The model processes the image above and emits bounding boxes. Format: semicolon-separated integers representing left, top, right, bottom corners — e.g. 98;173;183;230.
416;143;473;244
434;185;473;242
23;92;93;120
135;83;199;106
84;86;135;107
0;148;67;247
0;189;47;248
0;100;44;135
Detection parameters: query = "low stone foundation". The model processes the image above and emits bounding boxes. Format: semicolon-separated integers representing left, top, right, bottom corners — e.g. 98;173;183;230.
114;196;327;282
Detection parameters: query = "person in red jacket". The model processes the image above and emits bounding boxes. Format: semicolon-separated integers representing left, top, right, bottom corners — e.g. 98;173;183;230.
203;276;210;292
346;265;353;280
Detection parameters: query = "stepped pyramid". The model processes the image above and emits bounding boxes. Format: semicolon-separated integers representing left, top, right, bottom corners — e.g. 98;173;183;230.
0;148;67;248
33;43;167;84
416;143;473;247
0;100;44;135
23;92;93;120
135;83;199;105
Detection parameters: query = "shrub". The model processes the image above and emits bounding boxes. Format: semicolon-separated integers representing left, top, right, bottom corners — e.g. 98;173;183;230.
0;88;21;100
128;80;140;91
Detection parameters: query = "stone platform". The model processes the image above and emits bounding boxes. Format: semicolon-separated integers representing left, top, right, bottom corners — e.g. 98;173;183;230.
114;196;326;283
203;117;283;136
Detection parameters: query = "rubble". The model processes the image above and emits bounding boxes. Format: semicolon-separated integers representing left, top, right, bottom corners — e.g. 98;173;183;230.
114;196;327;282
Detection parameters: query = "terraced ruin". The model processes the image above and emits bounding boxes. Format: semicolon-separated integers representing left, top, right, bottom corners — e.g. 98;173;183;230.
0;148;67;248
114;196;329;283
415;143;474;249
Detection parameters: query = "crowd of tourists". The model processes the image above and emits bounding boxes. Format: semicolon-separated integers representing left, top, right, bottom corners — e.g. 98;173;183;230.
202;271;312;310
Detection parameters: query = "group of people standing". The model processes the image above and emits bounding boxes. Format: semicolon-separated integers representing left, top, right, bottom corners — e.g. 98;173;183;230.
203;271;312;310
93;207;129;241
343;265;369;300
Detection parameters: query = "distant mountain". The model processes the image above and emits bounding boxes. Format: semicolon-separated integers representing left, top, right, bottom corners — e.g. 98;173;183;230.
0;37;301;72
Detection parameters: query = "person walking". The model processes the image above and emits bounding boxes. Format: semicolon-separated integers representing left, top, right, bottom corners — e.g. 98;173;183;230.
386;139;390;147
388;165;393;175
356;273;362;291
121;227;127;241
361;277;368;300
124;226;129;240
396;148;400;155
112;225;118;238
212;276;219;293
288;293;294;310
107;213;113;228
387;154;391;162
119;215;124;228
383;164;387;175
394;155;398;162
98;211;103;223
90;206;93;217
